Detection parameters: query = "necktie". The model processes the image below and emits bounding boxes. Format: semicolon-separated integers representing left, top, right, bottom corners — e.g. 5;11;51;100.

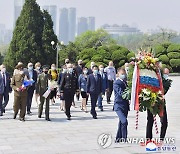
2;73;5;87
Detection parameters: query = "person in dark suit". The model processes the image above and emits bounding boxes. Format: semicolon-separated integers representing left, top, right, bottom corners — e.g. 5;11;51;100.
26;63;38;115
146;68;170;141
75;60;83;101
97;65;109;111
59;63;79;120
0;64;12;115
113;67;129;142
57;65;67;111
87;65;102;119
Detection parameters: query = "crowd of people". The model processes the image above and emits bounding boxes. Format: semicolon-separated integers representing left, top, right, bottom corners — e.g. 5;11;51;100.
0;58;171;144
0;59;118;121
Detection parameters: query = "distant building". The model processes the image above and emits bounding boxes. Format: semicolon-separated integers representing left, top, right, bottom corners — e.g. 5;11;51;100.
77;17;96;36
68;8;76;42
14;0;25;27
77;17;88;35
41;5;57;34
0;24;13;45
59;8;69;44
87;17;95;31
102;24;141;38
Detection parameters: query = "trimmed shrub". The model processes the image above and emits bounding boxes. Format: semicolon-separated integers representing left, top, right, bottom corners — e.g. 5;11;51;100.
167;52;180;59
167;44;180;53
158;55;169;64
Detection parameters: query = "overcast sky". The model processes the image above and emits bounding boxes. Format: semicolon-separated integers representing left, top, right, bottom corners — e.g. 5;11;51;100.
0;0;180;32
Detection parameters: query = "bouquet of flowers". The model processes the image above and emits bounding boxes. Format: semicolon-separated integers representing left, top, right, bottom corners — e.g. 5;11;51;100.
129;51;165;116
43;80;58;98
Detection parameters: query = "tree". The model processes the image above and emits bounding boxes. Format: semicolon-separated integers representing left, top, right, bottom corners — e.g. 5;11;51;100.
41;10;58;66
4;0;58;73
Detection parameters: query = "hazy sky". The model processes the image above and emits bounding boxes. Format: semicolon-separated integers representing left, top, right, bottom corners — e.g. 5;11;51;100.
0;0;180;32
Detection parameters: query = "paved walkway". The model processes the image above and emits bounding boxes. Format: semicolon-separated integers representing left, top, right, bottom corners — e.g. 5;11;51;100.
0;76;179;154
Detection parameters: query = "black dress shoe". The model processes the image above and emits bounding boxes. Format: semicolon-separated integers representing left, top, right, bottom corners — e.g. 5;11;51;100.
93;116;97;119
38;115;41;118
13;114;17;119
0;113;3;116
67;117;71;120
3;109;5;113
46;118;51;121
19;118;25;122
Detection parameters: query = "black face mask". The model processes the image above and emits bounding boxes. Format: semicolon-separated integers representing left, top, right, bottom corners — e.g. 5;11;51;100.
44;71;48;74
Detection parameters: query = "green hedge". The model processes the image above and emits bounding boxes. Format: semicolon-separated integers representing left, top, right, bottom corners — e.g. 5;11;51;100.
158;55;169;64
154;45;166;57
167;52;180;59
167;44;180;53
170;59;180;67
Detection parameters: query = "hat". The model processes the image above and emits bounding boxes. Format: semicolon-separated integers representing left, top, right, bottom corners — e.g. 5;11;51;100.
42;65;49;69
15;63;24;69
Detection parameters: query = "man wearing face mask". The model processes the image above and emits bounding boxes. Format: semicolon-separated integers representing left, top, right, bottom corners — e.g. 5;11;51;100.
36;65;52;121
97;65;109;111
59;63;79;120
11;63;28;121
65;59;70;65
26;63;37;115
0;64;12;115
75;60;83;101
57;65;67;111
113;68;129;142
88;61;95;75
87;65;102;119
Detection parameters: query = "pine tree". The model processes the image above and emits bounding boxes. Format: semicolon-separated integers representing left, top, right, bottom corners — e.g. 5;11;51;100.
4;0;58;73
41;10;58;66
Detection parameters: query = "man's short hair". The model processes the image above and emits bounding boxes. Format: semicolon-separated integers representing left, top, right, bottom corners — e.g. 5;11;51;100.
92;65;98;69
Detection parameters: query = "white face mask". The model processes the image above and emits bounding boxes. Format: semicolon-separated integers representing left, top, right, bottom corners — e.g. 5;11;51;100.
37;67;40;70
28;66;33;71
51;67;56;71
1;68;6;73
99;68;104;72
83;70;88;74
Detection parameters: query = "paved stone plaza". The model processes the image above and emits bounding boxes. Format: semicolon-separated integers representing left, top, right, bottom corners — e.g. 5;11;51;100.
0;76;179;154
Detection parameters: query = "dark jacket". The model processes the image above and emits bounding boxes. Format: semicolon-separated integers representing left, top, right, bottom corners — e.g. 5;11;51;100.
59;72;78;93
75;65;83;77
87;73;102;95
0;72;12;94
113;79;129;111
99;72;109;94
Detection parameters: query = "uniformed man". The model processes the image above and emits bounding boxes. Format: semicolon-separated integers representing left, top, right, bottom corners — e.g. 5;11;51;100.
36;65;52;121
11;63;28;121
59;63;79;120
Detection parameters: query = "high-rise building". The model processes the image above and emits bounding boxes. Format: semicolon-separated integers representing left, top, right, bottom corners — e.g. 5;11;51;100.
77;17;88;35
14;0;25;27
68;8;76;42
41;5;57;34
59;8;69;44
87;17;95;31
